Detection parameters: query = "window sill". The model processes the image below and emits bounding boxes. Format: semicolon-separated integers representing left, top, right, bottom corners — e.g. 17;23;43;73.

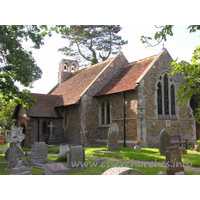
158;115;177;119
98;124;110;128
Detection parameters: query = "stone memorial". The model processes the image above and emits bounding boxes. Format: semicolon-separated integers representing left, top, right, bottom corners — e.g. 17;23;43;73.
45;163;69;175
102;167;143;175
47;121;58;144
57;144;69;159
67;145;85;169
5;143;14;159
107;123;119;151
159;129;170;156
5;126;31;175
31;142;48;164
165;146;184;175
134;145;141;152
178;146;187;154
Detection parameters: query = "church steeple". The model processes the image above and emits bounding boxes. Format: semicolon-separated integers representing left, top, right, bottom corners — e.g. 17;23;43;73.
58;59;79;84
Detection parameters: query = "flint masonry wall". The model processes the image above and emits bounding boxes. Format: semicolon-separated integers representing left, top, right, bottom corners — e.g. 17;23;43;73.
80;53;130;146
137;50;196;148
62;104;82;145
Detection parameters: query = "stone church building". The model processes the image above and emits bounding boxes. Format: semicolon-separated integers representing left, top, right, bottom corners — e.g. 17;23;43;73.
13;48;196;148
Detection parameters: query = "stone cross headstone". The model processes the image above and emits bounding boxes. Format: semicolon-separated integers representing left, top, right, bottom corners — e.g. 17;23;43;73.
67;145;85;169
107;123;119;151
57;144;69;158
159;129;170;156
47;122;58;144
31;142;48;164
5;126;31;175
102;167;143;175
48;121;55;135
165;146;184;175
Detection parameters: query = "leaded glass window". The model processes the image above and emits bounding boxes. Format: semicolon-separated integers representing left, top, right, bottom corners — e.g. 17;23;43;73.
171;84;176;115
106;102;110;124
157;82;162;114
164;74;169;115
101;102;105;124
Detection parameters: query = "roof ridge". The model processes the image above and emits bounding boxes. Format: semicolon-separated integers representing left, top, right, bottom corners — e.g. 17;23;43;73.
78;52;122;98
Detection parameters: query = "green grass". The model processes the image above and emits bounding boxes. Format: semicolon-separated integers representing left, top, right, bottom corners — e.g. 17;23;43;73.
1;141;200;175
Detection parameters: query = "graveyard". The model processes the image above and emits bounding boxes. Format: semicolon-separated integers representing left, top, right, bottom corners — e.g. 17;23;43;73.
0;139;200;175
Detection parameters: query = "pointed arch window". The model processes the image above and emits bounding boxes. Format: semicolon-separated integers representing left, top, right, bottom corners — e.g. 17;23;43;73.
164;74;169;115
106;102;110;124
101;102;105;125
171;84;176;115
157;82;162;115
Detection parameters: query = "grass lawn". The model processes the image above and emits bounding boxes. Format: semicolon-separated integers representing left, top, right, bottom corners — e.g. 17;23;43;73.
1;141;200;175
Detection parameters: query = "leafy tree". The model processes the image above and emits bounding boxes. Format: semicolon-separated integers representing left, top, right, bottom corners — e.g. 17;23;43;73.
0;101;16;135
0;25;51;107
57;25;128;66
141;25;200;123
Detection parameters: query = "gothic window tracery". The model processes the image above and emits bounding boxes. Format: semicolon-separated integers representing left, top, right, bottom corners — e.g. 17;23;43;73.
157;73;176;116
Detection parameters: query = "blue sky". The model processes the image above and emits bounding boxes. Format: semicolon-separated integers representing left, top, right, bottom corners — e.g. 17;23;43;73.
22;25;200;94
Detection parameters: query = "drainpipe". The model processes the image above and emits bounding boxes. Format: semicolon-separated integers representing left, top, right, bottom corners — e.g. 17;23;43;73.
123;92;126;147
37;119;40;142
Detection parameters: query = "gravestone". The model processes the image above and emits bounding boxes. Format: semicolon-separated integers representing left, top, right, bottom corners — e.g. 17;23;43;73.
107;123;119;151
102;167;143;175
47;121;58;144
159;129;170;156
67;145;85;169
5;143;14;159
134;145;141;152
45;163;69;175
57;144;69;159
165;146;184;175
178;147;187;154
5;126;31;175
31;142;48;164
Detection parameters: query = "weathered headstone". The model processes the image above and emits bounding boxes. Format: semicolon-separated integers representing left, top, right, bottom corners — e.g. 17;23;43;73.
47;122;58;144
67;145;85;169
102;167;143;175
57;144;68;158
165;146;184;175
5;126;31;175
31;142;48;164
107;123;119;151
5;143;14;159
134;145;141;152
178;146;187;154
45;163;69;175
159;129;170;156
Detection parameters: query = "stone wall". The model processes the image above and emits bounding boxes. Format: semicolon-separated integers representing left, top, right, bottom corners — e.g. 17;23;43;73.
137;49;196;147
63;104;82;145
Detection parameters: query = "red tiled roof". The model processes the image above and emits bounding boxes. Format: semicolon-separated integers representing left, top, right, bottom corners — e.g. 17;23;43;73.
95;56;156;96
26;93;62;118
50;58;112;106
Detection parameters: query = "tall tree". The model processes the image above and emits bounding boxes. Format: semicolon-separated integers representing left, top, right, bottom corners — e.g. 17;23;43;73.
0;25;50;107
141;25;200;122
0;101;16;133
57;25;128;66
